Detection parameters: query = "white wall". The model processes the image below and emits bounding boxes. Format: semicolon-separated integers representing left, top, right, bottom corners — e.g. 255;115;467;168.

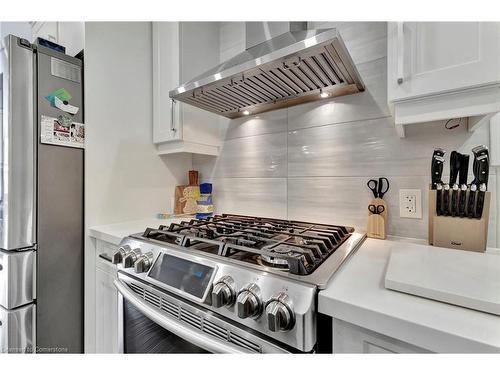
84;22;192;352
193;22;497;246
0;22;32;40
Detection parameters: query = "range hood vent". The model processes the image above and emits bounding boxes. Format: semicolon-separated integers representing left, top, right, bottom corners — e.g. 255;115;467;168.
169;28;365;119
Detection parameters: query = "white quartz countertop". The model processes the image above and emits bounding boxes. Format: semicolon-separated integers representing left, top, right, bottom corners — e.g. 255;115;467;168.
318;237;500;353
88;216;193;245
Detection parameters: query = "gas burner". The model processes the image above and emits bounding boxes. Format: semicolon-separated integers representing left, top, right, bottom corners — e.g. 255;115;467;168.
259;245;304;268
141;214;356;277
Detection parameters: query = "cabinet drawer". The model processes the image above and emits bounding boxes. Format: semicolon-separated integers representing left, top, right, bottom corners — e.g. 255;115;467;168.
0;249;35;309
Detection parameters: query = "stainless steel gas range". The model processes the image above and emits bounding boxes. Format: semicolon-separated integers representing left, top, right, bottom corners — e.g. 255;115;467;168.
113;214;366;353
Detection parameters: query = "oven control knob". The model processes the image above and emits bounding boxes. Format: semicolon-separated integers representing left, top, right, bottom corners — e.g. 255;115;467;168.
236;283;262;319
211;276;235;308
134;252;154;273
122;248;141;268
265;292;295;332
112;245;131;264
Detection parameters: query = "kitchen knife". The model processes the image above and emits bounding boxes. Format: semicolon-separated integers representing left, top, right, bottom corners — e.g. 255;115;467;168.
467;184;477;218
450;184;459;217
458;184;467;217
475;183;487;219
436;183;443;216
449;151;460;216
458;153;470;186
472;145;489;187
442;184;450;216
474;154;490;219
457;153;469;217
431;148;445;189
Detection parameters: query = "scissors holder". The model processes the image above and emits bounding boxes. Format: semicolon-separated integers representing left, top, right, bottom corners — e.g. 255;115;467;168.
367;198;387;240
428;187;490;252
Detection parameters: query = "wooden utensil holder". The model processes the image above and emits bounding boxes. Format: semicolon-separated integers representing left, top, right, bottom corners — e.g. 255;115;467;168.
367;198;387;239
428;188;490;252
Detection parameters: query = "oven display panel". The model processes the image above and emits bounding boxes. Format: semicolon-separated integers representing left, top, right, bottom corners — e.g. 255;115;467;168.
148;254;214;299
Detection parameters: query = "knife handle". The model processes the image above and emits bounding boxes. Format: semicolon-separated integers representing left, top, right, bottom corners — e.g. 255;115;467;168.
475;184;487;219
436;186;442;216
450;186;458;217
442;185;450;216
467;186;477;218
458;185;467;217
475;191;485;219
431;154;445;189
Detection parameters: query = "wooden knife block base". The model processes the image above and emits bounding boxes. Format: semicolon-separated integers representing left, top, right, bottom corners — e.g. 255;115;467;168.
367;198;387;240
428;189;490;252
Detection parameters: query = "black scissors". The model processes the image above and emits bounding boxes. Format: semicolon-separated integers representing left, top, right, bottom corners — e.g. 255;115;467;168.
368;204;385;215
367;177;389;199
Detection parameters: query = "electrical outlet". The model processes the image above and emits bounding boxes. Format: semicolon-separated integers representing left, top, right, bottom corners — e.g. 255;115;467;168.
399;189;422;218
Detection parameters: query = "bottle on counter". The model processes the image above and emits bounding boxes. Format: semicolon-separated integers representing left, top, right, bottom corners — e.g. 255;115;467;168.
196;183;214;219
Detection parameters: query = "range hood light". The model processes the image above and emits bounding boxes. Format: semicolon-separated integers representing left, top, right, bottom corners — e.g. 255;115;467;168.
242;110;250;116
320;89;329;98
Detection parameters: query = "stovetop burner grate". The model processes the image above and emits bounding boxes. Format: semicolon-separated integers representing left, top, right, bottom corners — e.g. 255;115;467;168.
141;214;354;276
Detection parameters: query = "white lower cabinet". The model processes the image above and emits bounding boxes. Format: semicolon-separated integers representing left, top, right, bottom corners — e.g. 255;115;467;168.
95;240;119;353
332;319;430;354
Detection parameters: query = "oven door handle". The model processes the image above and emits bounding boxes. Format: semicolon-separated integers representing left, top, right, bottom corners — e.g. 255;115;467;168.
114;279;251;354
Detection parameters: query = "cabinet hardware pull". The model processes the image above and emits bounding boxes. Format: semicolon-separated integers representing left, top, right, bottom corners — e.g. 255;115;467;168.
170;99;177;133
397;22;404;85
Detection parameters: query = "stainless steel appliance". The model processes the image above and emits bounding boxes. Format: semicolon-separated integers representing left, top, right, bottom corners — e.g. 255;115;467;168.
113;214;365;353
169;24;365;119
0;35;84;353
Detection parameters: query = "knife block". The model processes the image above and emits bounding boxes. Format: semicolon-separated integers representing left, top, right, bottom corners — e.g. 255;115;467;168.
428;188;490;252
367;198;387;240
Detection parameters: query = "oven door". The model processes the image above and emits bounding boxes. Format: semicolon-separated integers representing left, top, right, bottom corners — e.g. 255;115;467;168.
115;275;290;354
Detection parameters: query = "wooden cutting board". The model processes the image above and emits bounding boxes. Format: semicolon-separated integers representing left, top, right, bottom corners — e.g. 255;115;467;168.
385;245;500;315
174;185;200;215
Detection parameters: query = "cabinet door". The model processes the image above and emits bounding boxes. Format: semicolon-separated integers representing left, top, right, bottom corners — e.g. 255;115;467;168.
332;319;430;353
152;22;182;143
388;22;500;102
95;268;119;353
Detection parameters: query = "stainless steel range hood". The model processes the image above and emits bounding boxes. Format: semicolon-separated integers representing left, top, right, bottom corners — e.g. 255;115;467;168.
169;26;365;119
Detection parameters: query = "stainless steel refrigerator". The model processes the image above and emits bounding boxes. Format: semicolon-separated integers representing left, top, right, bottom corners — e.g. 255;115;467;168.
0;35;83;353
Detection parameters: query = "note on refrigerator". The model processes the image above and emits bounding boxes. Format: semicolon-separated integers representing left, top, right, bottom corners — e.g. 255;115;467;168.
54;96;79;115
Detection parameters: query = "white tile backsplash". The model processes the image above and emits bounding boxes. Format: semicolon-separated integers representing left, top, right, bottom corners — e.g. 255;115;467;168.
213;132;287;178
224;108;287;140
212;178;287;219
288;116;490;177
191;21;498;246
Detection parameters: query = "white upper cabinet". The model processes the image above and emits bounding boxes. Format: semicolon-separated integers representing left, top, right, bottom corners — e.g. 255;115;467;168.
152;22;182;145
31;22;84;57
152;22;222;155
388;22;500;137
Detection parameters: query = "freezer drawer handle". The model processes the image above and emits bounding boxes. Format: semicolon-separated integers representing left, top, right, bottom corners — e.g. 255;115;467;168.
114;279;249;354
